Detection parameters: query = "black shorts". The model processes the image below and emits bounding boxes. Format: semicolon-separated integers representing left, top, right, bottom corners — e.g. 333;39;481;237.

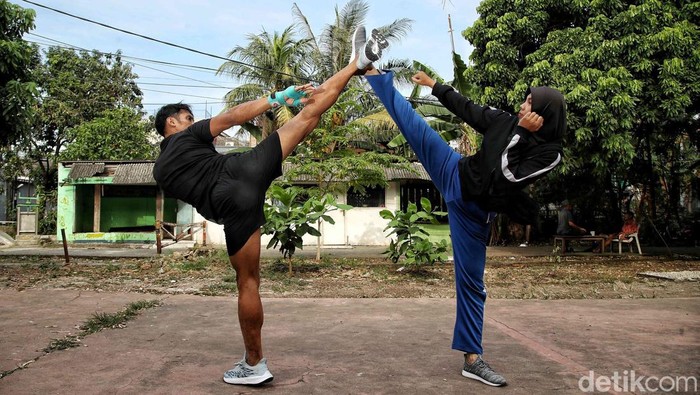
211;131;282;256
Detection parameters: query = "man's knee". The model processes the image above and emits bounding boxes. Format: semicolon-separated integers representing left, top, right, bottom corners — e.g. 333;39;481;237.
294;107;321;131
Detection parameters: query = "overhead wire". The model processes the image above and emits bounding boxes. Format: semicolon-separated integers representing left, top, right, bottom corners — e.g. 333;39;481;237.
26;36;232;112
24;4;447;109
21;0;316;84
26;34;234;89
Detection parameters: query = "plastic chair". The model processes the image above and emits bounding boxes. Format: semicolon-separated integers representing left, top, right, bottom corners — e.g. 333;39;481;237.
612;232;642;254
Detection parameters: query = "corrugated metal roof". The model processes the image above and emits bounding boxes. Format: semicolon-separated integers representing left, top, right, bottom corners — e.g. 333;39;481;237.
67;163;105;179
112;163;156;185
280;162;429;182
385;163;430;180
64;160;428;185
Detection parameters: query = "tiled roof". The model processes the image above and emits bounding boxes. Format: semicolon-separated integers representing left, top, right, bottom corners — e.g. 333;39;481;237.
280;162;429;182
112;163;156;184
66;163;105;179
64;161;155;185
62;160;429;185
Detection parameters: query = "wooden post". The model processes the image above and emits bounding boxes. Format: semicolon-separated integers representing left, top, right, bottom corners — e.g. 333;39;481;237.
155;220;162;254
61;228;69;264
155;188;164;223
202;221;207;246
155;188;164;254
93;185;101;232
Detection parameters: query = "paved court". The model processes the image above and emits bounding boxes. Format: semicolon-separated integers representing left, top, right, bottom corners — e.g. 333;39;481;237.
1;289;698;394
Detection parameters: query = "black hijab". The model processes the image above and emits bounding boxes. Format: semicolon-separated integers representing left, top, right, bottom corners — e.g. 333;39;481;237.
525;86;567;145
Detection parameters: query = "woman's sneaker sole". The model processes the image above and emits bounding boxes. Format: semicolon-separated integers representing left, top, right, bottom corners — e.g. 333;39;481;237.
223;372;273;385
462;370;506;387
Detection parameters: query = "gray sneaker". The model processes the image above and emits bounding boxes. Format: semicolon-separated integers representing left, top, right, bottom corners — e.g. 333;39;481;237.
462;356;507;387
223;357;274;385
356;28;389;69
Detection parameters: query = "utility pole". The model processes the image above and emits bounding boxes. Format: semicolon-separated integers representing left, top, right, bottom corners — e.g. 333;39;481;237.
448;14;456;53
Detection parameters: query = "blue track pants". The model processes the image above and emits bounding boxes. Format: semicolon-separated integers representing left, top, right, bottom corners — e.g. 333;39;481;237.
367;72;491;354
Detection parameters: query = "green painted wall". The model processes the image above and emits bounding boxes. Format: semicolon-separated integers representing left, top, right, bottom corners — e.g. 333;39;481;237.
57;163;179;243
164;198;177;223
75;185;94;232
100;197;155;230
56;165;76;239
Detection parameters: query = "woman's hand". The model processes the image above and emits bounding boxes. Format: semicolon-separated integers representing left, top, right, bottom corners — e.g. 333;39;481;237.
411;71;436;88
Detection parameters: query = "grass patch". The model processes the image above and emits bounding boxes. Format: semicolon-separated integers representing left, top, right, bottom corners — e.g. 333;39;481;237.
199;282;238;296
222;274;237;283
176;260;208;272
0;299;163;380
81;299;161;335
38;261;60;271
104;263;120;272
43;335;81;352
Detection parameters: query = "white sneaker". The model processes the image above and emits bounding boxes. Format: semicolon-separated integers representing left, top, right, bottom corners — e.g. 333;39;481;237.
223;357;273;385
356;28;388;69
519;242;528;247
349;26;366;66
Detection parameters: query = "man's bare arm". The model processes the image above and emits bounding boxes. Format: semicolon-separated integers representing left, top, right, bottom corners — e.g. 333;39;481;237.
209;97;271;138
209;84;315;137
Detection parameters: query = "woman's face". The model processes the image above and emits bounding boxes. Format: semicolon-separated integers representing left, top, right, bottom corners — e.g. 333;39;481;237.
518;94;533;119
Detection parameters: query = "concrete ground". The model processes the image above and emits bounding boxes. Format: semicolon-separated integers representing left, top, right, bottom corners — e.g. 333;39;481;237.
0;244;698;394
0;290;698;394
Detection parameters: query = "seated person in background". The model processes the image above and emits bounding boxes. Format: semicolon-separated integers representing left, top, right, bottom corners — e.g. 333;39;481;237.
519;224;532;247
557;199;587;235
597;211;639;252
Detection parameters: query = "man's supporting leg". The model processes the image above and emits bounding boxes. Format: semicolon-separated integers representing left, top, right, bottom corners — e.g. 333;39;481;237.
276;61;360;160
229;229;264;365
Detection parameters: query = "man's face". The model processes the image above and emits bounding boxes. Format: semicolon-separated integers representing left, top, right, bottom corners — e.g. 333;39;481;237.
518;94;533;119
169;110;194;133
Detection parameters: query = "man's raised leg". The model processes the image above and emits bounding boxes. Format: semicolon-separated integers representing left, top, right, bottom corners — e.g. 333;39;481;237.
276;61;359;160
276;27;388;160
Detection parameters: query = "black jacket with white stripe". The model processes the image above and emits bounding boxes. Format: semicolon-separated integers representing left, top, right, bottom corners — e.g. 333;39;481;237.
431;84;566;224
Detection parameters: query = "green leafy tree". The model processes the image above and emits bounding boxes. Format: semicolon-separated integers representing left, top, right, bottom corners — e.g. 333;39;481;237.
59;108;158;161
380;197;448;267
0;1;38;149
263;184;351;274
462;0;699;241
30;48;143;175
13;47;143;233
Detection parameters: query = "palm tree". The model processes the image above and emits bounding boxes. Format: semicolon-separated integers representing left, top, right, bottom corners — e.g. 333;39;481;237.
292;0;413;81
354;55;483;159
217;26;313;141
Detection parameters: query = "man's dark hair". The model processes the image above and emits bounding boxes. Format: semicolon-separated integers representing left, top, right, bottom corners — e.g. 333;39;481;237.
155;103;192;136
625;211;635;219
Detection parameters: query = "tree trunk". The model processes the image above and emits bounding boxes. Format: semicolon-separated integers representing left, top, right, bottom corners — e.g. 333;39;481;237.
316;219;321;261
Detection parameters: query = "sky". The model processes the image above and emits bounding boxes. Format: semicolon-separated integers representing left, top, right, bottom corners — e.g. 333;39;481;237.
19;0;479;119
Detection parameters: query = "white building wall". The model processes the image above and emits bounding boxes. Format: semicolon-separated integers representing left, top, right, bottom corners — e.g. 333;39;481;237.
195;182;401;248
345;182;398;245
192;209;225;246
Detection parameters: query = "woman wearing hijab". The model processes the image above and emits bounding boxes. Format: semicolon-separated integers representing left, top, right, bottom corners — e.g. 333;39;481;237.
365;68;567;387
